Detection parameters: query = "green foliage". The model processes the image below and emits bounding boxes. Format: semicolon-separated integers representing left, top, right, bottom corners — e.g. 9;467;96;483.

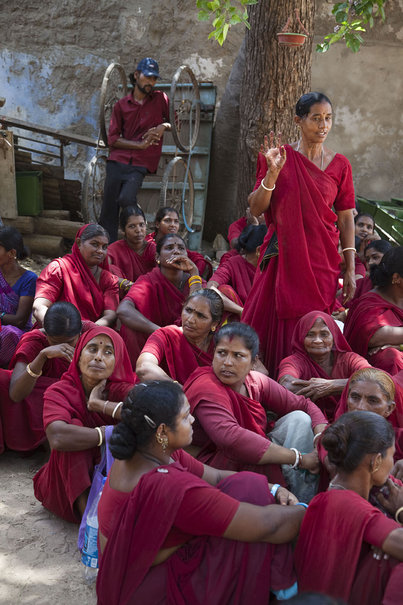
196;0;258;45
196;0;387;52
316;1;387;53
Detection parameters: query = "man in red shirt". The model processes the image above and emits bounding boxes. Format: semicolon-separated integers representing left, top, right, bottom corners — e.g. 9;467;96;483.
100;58;171;241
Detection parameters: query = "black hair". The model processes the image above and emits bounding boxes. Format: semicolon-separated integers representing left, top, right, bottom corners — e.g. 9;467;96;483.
214;322;259;358
184;288;224;324
0;226;28;260
43;302;82;338
354;212;375;226
156;232;186;255
79;223;110;243
295;92;332;118
119;206;146;232
364;239;392;256
154;206;179;233
322;411;394;472
236;224;267;253
109;381;185;460
370;246;403;288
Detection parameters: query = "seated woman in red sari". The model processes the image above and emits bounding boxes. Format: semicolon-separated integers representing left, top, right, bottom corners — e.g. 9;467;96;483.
33;224;119;327
0;302;85;453
242;92;356;378
344;246;403;375
295;411;403;604
97;380;305;605
0;227;37;367
33;326;134;522
145;206;213;279
184;323;328;503
118;234;206;368
107;206;156;296
208;224;267;308
136;289;223;385
278;311;370;422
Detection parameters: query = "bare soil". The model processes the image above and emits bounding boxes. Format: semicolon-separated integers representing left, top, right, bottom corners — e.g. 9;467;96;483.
0;449;97;605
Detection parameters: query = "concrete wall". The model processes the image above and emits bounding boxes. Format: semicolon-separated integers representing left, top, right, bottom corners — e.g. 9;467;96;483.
1;0;402;228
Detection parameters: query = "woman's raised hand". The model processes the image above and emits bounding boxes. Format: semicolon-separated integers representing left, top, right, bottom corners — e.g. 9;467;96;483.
42;343;75;363
261;132;287;178
87;379;107;413
167;254;198;276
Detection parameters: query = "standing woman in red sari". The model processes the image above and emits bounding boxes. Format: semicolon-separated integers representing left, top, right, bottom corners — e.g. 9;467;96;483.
33;326;135;522
118;234;206;368
33;224;119;327
242;92;356;378
97;381;304;605
146;206;213;279
107;206;156;294
278;311;370;421
344;246;403;375
295;411;403;604
136;289;223;384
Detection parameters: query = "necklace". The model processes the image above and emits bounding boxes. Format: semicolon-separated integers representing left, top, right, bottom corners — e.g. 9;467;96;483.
296;139;324;170
140;452;165;466
328;481;348;491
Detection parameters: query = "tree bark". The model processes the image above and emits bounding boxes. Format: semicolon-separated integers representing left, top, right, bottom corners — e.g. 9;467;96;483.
236;0;315;214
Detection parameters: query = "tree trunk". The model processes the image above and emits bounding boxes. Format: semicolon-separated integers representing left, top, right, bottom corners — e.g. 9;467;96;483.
236;0;315;214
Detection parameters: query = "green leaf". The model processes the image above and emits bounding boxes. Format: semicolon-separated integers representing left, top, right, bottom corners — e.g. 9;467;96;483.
230;14;242;24
207;0;220;10
316;42;330;53
197;10;211;21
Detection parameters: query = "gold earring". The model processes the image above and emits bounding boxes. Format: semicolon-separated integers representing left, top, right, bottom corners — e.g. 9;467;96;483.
211;326;216;332
156;433;168;452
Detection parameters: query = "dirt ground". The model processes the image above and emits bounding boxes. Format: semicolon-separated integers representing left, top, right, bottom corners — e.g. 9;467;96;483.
0;448;97;605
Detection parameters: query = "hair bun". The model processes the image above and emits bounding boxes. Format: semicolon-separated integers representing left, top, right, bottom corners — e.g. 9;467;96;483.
109;422;137;460
322;423;350;466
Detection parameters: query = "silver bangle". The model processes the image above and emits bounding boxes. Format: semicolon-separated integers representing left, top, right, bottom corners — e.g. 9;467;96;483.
342;247;356;253
112;401;123;419
289;447;301;469
95;426;103;447
261;179;276;192
103;400;109;415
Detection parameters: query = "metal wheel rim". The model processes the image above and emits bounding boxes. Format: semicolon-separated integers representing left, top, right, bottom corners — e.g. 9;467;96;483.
169;65;200;153
99;62;128;147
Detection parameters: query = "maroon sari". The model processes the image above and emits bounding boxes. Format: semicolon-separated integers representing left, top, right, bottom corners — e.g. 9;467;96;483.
278;311;370;421
242;147;355;377
344;291;403;374
33;326;134;522
35;224;119;322
107;238;156;282
120;267;206;368
140;325;214;384
97;461;295;605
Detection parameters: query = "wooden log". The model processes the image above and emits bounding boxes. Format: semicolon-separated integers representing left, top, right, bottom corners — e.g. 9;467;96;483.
41;209;70;220
0;130;18;218
33;217;84;239
24;234;64;257
3;216;35;234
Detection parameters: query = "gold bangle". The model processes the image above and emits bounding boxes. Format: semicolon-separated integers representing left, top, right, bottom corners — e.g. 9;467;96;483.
26;363;42;378
188;276;202;286
112;401;123;419
395;505;403;524
95;426;103;447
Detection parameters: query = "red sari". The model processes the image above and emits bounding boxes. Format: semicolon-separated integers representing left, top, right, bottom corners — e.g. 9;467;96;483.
33;327;134;523
107;239;156;282
140;325;214;384
295;489;403;604
35;225;119;322
184;366;326;485
278;311;370;421
242;147;355;378
211;254;256;306
97;453;295;605
120;267;206;368
344;291;403;374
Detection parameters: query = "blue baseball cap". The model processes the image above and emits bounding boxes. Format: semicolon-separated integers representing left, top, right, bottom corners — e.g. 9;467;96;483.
136;58;160;78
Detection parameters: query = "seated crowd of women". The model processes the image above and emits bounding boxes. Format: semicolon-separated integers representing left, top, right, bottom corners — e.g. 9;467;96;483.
0;160;402;600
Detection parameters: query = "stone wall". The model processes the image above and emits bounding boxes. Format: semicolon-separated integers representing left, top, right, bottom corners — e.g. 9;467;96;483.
2;0;402;238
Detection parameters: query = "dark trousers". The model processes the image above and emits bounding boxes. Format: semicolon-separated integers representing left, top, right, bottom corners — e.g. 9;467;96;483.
100;160;147;241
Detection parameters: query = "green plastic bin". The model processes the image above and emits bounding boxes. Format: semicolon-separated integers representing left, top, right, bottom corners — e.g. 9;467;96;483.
16;171;43;216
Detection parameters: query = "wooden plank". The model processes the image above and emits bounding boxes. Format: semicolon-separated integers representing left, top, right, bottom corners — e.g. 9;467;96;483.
0;115;99;148
0;130;18;218
24;234;64;257
34;217;83;239
41;210;70;220
3;216;35;234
